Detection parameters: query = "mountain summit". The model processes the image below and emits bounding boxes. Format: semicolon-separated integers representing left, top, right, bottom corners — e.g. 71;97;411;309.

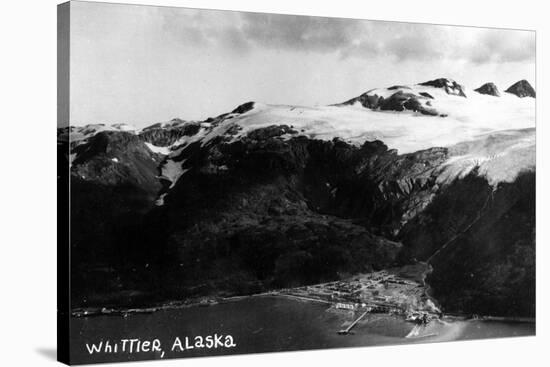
418;78;467;97
475;82;500;97
340;78;473;117
505;80;536;98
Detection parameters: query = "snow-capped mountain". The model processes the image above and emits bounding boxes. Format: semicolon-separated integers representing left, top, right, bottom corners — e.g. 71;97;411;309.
60;78;536;318
145;78;534;195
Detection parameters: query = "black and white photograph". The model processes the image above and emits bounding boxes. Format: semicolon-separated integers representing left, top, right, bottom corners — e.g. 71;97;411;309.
5;0;550;365
54;1;540;365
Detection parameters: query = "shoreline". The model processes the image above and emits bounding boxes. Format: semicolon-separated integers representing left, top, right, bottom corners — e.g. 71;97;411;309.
71;289;535;325
70;260;535;325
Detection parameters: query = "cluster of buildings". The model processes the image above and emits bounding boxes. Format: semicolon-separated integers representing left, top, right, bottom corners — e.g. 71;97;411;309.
282;270;425;316
277;265;441;329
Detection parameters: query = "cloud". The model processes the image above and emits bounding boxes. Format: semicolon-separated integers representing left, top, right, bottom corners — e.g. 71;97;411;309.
466;30;536;64
239;13;362;52
159;8;535;65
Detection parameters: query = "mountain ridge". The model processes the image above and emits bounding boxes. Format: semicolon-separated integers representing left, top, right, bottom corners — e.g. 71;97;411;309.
59;78;535;138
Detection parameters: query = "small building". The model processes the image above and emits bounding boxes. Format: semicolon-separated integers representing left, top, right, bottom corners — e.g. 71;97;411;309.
335;303;356;310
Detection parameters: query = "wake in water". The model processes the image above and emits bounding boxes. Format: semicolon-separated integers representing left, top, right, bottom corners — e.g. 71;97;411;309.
405;319;465;341
405;324;439;339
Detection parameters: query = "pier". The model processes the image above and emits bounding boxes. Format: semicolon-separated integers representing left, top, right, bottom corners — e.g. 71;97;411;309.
338;310;369;335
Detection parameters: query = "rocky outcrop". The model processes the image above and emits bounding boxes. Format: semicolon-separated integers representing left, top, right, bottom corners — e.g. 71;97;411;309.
342;90;440;116
505;80;536;98
419;78;467;97
139;122;202;147
341;91;382;109
231;101;256;114
72;131;161;190
246;124;298;140
475;82;500;97
380;91;439;116
141;118;187;131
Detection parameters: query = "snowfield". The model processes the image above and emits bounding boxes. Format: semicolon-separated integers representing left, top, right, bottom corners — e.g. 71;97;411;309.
187;83;534;186
207;86;534;155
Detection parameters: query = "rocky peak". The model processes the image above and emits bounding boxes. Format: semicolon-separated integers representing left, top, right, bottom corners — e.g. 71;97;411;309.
474;82;500;97
231;101;256;114
419;78;467;97
505;80;536;98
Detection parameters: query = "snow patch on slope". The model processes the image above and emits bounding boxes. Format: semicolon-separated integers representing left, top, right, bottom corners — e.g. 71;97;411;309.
160;159;189;188
144;142;171;155
437;128;535;186
151;125;213;196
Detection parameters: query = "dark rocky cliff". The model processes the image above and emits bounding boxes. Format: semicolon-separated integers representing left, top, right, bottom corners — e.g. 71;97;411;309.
401;171;535;317
138;122;202;147
146;126;534;316
69;131;163;306
64;123;534;317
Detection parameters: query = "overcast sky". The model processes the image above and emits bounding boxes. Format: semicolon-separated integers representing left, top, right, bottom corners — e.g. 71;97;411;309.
68;1;536;127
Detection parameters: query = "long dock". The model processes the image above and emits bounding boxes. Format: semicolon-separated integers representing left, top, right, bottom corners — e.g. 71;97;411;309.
338;311;369;335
